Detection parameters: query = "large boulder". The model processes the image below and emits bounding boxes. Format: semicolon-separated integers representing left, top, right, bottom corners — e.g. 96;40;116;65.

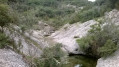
51;20;97;54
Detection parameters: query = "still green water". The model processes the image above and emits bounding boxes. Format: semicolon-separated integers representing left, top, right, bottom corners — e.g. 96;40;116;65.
64;55;97;67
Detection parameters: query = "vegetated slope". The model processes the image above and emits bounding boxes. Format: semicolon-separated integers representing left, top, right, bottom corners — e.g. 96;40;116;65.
96;9;119;67
0;21;56;67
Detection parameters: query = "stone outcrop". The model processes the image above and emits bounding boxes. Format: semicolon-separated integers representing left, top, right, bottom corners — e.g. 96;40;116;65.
0;49;28;67
3;21;55;57
51;20;97;54
0;21;55;67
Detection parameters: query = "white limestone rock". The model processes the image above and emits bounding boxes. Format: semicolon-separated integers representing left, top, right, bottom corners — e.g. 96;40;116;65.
0;49;29;67
51;20;97;54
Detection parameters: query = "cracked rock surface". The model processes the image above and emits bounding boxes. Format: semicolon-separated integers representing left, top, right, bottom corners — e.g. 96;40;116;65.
0;49;29;67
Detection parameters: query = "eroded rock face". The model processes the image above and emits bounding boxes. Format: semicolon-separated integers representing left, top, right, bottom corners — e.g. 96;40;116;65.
0;49;28;67
4;25;42;57
51;20;97;54
3;21;55;57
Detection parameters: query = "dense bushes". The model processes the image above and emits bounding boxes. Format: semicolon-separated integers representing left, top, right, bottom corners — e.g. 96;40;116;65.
76;36;91;52
69;7;99;24
95;0;119;9
69;0;119;24
77;20;119;57
27;0;60;8
98;40;118;57
34;44;67;67
69;5;112;24
16;13;38;30
35;6;75;19
0;32;14;48
0;4;13;28
6;0;76;29
35;7;57;19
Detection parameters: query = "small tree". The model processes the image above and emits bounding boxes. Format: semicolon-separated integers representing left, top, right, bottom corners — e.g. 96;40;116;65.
0;4;13;31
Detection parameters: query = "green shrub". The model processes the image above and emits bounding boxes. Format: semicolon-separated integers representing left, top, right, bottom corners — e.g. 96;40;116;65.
36;7;55;18
11;3;30;12
0;32;12;48
76;36;91;52
35;7;75;19
17;13;38;30
98;40;118;57
69;7;101;24
95;0;118;9
35;44;67;67
0;4;13;28
27;0;60;8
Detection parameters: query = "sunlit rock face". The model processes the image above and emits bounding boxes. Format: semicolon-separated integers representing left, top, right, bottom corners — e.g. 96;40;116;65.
51;20;97;54
96;9;119;67
0;49;29;67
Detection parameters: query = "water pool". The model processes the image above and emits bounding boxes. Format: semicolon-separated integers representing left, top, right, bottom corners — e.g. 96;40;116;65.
63;55;97;67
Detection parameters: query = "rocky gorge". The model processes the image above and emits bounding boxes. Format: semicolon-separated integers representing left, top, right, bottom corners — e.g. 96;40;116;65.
0;8;119;67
